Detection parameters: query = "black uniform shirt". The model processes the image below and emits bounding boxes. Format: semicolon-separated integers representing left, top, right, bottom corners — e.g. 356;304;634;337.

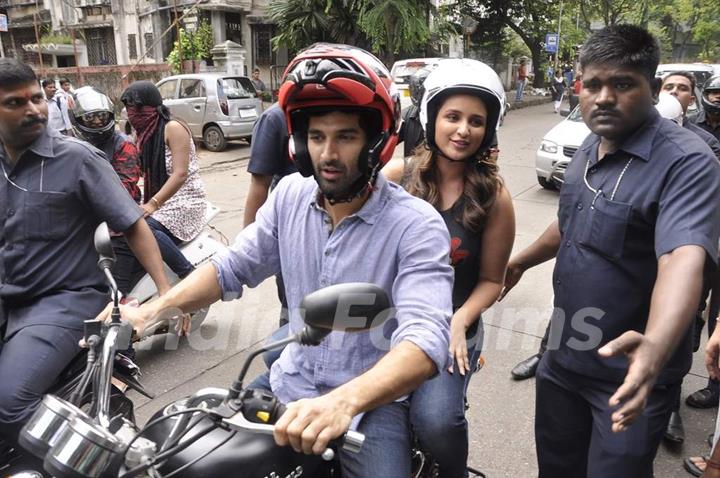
247;103;296;188
547;109;720;385
0;128;143;335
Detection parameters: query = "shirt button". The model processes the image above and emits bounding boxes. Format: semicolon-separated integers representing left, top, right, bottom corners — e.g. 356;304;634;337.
7;209;14;217
576;203;583;210
324;250;331;256
565;240;571;247
555;278;561;285
9;174;15;180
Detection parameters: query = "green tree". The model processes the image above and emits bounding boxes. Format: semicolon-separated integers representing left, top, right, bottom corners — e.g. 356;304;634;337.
454;0;564;87
166;21;214;73
268;0;452;66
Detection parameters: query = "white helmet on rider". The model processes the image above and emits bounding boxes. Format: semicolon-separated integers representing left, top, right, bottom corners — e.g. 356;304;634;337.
419;59;506;154
655;92;684;126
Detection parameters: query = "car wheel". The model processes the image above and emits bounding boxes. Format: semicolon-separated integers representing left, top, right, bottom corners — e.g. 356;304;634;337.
537;175;555;190
203;125;227;152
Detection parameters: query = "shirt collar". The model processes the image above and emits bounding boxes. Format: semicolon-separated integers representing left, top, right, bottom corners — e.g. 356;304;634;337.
580;108;660;163
26;127;58;159
309;173;391;226
0;126;57;163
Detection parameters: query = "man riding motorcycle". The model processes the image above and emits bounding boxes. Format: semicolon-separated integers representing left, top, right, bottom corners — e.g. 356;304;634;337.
697;75;720;141
0;59;169;449
108;43;454;476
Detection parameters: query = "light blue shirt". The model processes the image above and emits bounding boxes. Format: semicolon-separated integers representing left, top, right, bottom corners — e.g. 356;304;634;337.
211;173;453;404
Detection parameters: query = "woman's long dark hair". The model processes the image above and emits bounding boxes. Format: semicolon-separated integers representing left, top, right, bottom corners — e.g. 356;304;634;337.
121;81;170;200
405;145;501;236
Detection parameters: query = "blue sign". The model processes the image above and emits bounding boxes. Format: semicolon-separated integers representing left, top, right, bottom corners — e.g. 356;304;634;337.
0;14;7;33
545;33;559;53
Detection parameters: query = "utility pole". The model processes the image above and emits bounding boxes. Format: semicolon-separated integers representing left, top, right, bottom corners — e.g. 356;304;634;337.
555;0;563;72
33;0;44;74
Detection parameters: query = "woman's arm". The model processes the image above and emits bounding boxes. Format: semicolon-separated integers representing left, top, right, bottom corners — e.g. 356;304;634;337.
142;121;191;215
449;185;516;373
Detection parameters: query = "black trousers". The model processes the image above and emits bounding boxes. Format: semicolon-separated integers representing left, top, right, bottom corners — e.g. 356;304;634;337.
0;324;82;446
535;356;676;478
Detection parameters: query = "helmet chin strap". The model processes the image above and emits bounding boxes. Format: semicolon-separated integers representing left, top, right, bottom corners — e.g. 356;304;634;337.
319;134;384;205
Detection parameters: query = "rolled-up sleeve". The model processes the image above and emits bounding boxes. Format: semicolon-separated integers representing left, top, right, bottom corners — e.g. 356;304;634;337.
655;148;720;262
390;211;453;373
211;184;283;300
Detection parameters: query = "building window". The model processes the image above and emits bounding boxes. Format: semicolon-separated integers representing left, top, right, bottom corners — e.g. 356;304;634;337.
225;12;243;45
144;32;154;58
253;24;274;66
128;34;137;60
87;28;116;65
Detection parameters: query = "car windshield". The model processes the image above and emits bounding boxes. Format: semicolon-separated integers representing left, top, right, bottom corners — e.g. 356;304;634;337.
392;62;434;82
219;78;255;99
567;105;584;122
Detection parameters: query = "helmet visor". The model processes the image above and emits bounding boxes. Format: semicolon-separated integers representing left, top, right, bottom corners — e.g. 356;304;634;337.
80;111;112;129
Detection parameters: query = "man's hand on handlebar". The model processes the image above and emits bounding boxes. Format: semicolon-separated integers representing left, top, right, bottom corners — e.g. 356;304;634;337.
92;301;191;337
273;394;355;455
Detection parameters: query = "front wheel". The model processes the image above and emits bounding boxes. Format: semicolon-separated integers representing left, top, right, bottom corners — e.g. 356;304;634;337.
537;175;555;190
203;125;227;152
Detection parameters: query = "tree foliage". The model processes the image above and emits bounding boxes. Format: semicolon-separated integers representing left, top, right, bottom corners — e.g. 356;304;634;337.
454;0;563;86
268;0;454;65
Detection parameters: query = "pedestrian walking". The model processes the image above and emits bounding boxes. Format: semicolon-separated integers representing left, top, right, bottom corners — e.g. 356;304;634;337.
550;69;566;113
515;59;528;102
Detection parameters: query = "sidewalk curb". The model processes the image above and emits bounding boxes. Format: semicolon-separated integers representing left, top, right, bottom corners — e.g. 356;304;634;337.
508;96;553;111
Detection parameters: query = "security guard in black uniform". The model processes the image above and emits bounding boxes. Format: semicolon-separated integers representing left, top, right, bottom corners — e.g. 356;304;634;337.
0;59;170;448
504;25;720;477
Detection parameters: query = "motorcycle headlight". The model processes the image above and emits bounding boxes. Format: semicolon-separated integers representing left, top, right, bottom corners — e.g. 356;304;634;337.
540;140;558;154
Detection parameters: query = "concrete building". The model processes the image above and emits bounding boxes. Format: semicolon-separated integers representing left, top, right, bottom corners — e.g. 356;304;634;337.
0;0;288;78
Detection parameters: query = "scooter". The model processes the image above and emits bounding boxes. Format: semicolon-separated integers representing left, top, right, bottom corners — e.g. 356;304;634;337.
127;202;227;338
1;224;148;478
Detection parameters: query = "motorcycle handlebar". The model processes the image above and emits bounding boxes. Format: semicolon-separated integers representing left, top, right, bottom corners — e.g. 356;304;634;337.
221;408;365;455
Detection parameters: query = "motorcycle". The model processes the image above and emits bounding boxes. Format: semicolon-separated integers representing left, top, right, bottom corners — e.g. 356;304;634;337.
1;224;149;478
15;226;485;477
126;202;227;338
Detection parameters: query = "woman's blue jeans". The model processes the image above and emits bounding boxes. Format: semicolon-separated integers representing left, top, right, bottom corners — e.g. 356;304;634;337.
410;321;484;478
146;216;194;278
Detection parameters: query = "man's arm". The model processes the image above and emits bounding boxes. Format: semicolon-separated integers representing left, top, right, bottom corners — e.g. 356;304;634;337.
599;245;707;432
274;341;435;454
103;263;222;334
276;209;453;455
499;219;561;300
123;219;172;295
243;173;273;227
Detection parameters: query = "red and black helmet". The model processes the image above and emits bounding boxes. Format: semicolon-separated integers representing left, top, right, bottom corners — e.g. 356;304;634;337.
278;43;400;179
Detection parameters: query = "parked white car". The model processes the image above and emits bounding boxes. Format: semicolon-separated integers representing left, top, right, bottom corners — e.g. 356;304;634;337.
535;106;590;189
390;57;444;110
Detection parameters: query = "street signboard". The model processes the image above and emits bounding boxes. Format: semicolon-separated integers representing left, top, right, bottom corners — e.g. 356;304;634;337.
545;33;559;53
0;14;8;33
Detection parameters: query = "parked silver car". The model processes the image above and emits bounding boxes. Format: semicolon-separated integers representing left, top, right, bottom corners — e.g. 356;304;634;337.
153;73;262;152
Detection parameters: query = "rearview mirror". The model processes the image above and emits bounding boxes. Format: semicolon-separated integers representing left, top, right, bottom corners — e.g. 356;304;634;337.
93;222;116;271
301;283;391;332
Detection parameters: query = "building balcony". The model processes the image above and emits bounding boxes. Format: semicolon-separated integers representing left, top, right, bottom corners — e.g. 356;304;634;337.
7;9;51;29
65;15;114;29
0;0;41;8
73;0;110;7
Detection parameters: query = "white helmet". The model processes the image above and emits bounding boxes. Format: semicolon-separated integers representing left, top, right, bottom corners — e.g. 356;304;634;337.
419;59;506;153
655;92;683;126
